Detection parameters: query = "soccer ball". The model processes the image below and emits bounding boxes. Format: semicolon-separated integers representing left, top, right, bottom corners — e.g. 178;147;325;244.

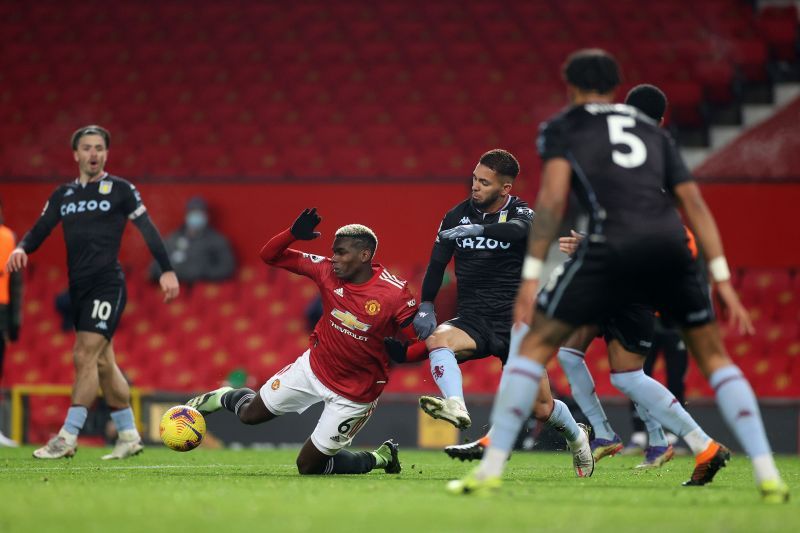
160;406;206;452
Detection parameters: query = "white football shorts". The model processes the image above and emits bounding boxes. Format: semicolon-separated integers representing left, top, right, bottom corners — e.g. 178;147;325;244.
259;350;378;456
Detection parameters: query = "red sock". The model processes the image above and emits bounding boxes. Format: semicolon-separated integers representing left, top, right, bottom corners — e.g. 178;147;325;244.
405;341;429;363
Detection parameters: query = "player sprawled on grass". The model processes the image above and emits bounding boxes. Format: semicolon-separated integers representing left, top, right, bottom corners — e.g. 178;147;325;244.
7;125;179;460
449;49;788;503
188;209;409;475
405;148;593;476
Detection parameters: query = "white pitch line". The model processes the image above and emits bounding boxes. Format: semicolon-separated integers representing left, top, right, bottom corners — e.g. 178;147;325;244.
2;463;297;473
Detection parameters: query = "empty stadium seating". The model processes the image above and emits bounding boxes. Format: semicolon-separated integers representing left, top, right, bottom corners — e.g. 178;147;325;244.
1;0;796;180
4;265;799;399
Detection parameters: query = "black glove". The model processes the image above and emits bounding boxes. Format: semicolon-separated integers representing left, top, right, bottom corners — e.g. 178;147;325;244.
413;301;437;340
290;208;322;240
384;337;410;364
8;324;19;342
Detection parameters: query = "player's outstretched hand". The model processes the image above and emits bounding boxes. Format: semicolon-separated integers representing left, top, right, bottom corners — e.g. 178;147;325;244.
5;248;27;273
413;301;437;339
384;337;410;364
160;271;180;303
558;230;584;256
291;208;322;240
715;281;755;336
438;224;483;240
513;279;539;326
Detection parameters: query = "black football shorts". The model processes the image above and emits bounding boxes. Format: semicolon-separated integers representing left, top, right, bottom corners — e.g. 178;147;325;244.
601;304;656;356
69;272;127;339
537;237;714;331
443;314;511;363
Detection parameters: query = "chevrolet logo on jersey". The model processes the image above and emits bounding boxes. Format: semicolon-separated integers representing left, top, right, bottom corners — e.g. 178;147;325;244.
331;308;371;332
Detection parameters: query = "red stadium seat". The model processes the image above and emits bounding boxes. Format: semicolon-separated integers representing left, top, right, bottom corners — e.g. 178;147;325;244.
730;39;770;81
757;7;799;61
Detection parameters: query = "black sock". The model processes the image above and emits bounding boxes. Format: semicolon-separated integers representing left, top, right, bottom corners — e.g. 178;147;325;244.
323;450;377;475
220;388;256;414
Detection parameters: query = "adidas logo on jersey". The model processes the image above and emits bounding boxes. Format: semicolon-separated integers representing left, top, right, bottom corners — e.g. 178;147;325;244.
459;216;471;224
95;321;108;330
334;287;344;297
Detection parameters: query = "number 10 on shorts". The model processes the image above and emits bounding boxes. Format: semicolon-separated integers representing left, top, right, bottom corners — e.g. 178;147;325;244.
91;299;112;320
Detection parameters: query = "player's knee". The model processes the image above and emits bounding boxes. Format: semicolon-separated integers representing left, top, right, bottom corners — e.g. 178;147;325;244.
73;347;100;368
424;333;448;352
238;408;260;425
296;456;324;475
533;398;553;421
96;355;112;374
556;348;580;368
609;371;640;395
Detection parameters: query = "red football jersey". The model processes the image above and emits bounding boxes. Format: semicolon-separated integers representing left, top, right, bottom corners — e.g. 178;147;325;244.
261;231;418;402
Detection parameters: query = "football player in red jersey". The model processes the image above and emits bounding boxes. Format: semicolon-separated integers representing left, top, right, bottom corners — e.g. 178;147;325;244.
188;208;417;475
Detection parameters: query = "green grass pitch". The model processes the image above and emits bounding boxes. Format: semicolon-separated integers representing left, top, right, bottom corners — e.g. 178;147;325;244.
1;446;797;533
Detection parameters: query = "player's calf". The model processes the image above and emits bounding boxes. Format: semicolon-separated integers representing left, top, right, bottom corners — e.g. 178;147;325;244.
296;439;401;475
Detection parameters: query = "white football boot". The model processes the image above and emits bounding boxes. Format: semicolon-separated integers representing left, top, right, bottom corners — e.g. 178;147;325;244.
0;430;19;447
33;432;77;459
102;432;144;460
569;423;595;477
419;396;471;429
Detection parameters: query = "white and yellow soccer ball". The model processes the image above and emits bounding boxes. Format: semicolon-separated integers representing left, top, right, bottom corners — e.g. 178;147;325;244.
160;406;206;452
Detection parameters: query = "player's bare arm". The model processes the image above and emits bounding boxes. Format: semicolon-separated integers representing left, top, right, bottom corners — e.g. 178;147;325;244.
673;181;754;335
514;158;572;325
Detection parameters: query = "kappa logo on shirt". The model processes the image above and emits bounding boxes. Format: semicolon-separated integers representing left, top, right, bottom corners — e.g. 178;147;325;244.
459;216;471;224
334;287;344;297
95;321;108;330
63;189;74;197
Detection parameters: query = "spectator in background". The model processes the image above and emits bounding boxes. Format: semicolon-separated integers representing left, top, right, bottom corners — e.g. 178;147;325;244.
150;196;236;284
0;198;22;447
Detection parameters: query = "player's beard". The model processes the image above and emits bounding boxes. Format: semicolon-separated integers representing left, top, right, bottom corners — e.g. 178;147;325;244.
471;190;501;211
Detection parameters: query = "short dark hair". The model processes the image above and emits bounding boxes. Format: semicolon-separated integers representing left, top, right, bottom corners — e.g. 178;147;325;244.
335;224;379;259
563;49;621;94
71;125;111;150
625;84;667;122
478;149;520;180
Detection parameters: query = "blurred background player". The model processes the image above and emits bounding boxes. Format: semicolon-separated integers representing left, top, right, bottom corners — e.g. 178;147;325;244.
450;49;789;503
557;227;720;471
557;84;688;467
149;196;236;285
409;149;593;476
188;209;410;476
623;84;691;454
6;125;179;459
0;197;22;447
